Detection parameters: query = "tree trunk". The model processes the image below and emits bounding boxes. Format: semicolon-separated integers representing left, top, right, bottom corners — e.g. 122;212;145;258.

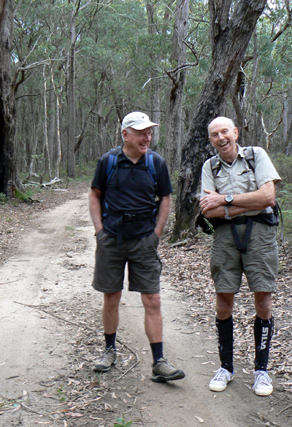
282;93;292;156
0;0;16;195
146;1;162;151
173;0;267;238
249;29;260;146
67;3;76;178
50;71;62;179
164;0;189;174
48;81;56;167
43;68;52;180
55;91;62;178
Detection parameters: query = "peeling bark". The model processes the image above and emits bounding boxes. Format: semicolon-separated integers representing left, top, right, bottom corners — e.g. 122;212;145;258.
174;0;267;238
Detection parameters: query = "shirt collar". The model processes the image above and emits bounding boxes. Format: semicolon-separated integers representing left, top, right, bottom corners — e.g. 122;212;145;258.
237;144;245;158
218;143;242;165
118;149;145;164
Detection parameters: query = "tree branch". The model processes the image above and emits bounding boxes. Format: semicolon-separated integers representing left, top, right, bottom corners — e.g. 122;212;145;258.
272;0;291;42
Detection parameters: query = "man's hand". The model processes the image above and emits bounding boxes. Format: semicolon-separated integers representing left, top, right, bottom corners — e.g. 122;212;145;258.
200;190;225;215
89;188;103;234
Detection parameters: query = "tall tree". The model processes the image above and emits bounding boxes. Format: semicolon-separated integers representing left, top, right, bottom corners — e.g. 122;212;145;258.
164;0;189;174
67;0;78;178
173;0;267;238
146;1;162;150
0;0;16;195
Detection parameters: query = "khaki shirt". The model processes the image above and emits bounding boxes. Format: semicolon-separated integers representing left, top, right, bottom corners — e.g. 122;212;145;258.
200;145;281;217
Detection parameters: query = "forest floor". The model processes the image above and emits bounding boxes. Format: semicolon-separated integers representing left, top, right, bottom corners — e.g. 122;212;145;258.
1;182;292;427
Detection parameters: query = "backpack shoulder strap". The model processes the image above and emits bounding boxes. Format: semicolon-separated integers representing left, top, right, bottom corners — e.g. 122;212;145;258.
243;146;255;172
106;146;122;184
210;154;221;179
145;149;157;185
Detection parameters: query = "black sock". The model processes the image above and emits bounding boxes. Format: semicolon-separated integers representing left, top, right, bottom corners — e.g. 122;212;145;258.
151;342;163;365
104;332;116;350
216;316;234;374
254;316;273;371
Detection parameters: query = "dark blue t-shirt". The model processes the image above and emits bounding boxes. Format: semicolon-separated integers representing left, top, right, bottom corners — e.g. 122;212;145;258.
91;149;173;239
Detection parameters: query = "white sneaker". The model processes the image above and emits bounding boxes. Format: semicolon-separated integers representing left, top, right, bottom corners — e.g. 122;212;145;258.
209;367;234;392
252;370;273;396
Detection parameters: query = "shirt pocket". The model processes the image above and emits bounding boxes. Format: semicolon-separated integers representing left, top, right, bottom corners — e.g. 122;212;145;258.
236;170;257;193
214;173;231;193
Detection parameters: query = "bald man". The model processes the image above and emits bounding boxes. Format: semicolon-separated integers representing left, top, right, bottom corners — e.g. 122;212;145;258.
200;117;281;396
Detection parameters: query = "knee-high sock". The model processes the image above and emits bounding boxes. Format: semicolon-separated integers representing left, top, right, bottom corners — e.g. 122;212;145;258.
254;316;273;371
216;316;233;373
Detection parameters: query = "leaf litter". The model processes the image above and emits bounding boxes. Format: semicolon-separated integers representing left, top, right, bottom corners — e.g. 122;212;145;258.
1;185;292;425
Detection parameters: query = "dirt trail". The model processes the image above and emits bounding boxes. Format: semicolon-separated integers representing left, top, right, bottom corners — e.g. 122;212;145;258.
0;193;289;427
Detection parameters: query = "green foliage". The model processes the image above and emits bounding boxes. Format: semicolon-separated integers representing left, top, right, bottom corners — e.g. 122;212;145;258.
9;0;292;191
14;189;30;202
114;417;133;427
273;154;292;244
75;161;96;182
57;385;67;402
272;154;292;186
0;193;7;203
277;183;292;245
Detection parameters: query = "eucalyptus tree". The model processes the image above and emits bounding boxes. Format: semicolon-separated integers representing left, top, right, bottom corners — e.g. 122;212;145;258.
174;0;268;238
231;0;292;153
13;0;106;179
75;0;173;157
13;0;72;179
164;0;190;174
0;0;16;194
146;0;165;149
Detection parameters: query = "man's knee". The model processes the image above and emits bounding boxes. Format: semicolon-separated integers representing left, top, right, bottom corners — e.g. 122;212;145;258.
254;292;272;319
216;293;234;319
104;292;122;311
141;293;161;313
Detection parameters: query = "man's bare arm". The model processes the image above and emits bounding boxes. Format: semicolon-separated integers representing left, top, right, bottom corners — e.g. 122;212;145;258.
154;195;171;238
89;188;103;234
202;205;252;219
200;181;276;218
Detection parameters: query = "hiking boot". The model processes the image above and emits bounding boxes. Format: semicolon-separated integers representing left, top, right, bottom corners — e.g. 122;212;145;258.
252;370;273;396
209;367;233;391
93;347;117;372
151;358;185;382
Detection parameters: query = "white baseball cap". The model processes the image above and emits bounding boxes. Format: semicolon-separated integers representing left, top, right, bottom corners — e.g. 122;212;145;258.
121;112;158;131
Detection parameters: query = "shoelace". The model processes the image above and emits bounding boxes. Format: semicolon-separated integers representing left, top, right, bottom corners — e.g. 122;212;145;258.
214;368;229;381
156;359;175;373
254;372;272;387
100;348;114;361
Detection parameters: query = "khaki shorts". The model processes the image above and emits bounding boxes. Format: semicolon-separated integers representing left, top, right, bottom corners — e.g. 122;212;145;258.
210;222;278;293
92;229;162;294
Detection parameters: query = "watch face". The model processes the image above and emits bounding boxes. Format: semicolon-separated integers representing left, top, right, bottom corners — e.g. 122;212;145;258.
225;195;233;204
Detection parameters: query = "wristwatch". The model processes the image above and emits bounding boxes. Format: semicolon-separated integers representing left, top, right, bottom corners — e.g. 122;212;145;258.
225;194;233;205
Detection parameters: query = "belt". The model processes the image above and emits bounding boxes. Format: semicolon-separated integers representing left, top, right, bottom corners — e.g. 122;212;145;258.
213;213;277;228
212;212;279;253
103;206;156;246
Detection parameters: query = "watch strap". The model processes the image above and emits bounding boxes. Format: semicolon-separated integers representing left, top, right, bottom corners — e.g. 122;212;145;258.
224;205;231;220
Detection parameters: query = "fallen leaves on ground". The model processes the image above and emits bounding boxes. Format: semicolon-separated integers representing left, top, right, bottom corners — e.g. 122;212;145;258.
160;230;292;393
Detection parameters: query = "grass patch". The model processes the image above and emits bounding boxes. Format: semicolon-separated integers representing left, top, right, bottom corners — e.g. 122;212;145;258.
114;418;133;427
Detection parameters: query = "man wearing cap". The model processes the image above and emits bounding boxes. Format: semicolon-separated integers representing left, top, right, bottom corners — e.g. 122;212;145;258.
89;111;185;382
